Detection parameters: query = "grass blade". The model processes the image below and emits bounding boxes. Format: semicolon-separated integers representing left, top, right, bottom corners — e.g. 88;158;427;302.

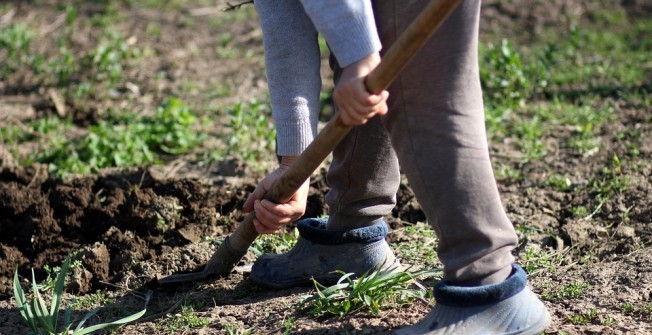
31;270;56;333
13;269;39;334
74;307;101;332
50;258;70;328
72;308;147;335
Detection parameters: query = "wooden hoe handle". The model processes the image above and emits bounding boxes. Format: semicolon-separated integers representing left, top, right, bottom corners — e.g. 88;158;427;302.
158;0;462;284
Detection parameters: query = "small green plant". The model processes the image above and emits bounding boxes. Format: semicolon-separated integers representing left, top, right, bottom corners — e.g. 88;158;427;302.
566;308;598;325
395;223;439;265
298;268;439;317
545;173;573;192
587;154;630;202
621;302;652;320
480;39;548;109
226;99;276;164
250;227;299;256
38;98;204;176
13;258;148;335
0;22;34;77
541;281;589;302
520;246;564;275
282;315;296;335
157;303;209;333
71;290;114;309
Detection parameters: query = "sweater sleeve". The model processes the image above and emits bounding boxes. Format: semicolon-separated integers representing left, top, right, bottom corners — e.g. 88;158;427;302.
299;0;381;67
255;0;322;157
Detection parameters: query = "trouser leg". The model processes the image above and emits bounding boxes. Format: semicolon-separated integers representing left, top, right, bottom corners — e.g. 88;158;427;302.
325;49;401;231
374;0;518;284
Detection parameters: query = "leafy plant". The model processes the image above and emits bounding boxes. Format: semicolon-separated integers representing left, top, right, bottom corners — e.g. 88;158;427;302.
157;303;209;333
541;281;589;302
298;268;439;317
37;98;204;176
567;308;598;325
480;39;531;108
0;22;34;78
226;99;276;163
13;258;148;335
250;227;299;257
520;246;564;275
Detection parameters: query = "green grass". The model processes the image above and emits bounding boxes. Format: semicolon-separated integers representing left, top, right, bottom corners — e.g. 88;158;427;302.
621;302;652;320
567;308;598;325
520;246;564;275
541;281;590;302
394;223;439;266
250;227;299;257
298;268;439;317
31;98;204;176
481;15;651;161
156;303;210;333
225;99;277;164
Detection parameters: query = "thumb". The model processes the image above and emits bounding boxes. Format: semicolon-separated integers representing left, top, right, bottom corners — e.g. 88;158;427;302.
243;184;266;213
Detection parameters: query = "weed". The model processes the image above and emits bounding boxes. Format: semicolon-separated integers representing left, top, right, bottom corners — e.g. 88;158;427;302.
282;315;296;335
225;99;276;164
36;258;83;291
157;303;209;333
71;291;114;309
250;227;299;256
13;258;148;335
570;206;589;218
520;246;564;275
567;308;598;325
37;98;204;176
85;29;141;85
545;173;573;192
0;22;34;78
493;163;523;183
541;281;589;302
621;302;652;320
587;154;631;202
480;39;531;108
298;268;439;317
394;223;439;265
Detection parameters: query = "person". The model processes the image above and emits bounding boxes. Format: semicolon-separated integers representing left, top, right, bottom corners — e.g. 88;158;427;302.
242;0;551;333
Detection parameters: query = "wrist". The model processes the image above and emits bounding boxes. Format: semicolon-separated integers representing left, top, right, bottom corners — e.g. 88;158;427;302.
280;156;299;169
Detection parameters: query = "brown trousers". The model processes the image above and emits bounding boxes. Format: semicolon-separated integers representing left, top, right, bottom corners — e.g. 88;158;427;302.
326;0;518;284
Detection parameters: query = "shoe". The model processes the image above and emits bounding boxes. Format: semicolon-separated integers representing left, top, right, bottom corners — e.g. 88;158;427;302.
393;264;551;335
250;217;400;289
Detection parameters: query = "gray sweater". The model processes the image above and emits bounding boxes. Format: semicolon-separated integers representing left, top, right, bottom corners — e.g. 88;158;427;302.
255;0;381;157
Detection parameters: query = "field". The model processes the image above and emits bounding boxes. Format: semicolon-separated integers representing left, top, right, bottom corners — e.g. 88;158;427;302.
1;0;651;334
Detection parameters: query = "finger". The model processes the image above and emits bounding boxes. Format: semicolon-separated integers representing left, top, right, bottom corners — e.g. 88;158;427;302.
254;200;291;227
260;200;303;222
253;218;281;234
243;182;268;212
340;110;368;126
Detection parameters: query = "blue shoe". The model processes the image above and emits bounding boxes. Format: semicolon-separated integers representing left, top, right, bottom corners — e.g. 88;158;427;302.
393;264;551;335
250;218;400;289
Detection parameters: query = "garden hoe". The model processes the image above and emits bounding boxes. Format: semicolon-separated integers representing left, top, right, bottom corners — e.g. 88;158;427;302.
158;0;463;285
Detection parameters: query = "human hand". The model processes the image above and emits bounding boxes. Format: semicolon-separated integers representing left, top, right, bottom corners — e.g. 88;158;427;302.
333;52;389;126
243;156;310;234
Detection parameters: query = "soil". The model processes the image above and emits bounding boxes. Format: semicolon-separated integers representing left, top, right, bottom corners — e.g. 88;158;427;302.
1;1;651;334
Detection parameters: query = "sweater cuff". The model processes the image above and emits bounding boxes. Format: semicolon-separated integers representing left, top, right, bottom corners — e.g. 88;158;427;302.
275;118;315;157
